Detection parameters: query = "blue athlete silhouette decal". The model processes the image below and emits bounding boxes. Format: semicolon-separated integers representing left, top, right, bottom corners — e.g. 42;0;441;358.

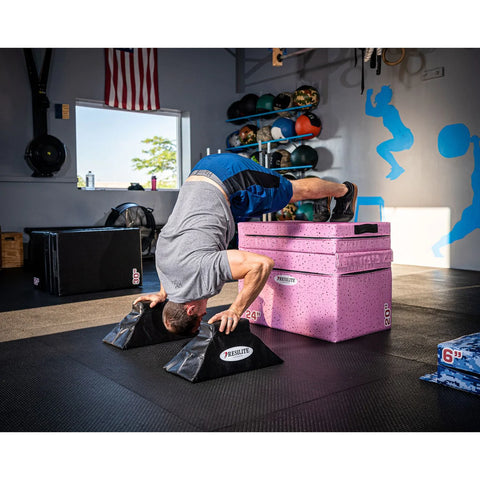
365;86;414;180
432;123;480;257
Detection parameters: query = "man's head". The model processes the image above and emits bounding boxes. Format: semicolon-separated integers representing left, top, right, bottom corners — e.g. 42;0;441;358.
162;299;208;335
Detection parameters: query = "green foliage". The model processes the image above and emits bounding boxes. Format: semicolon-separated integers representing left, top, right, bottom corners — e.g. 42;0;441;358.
77;175;86;187
131;136;177;188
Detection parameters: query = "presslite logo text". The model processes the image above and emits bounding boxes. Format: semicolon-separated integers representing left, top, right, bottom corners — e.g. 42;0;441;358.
274;274;297;286
220;346;253;362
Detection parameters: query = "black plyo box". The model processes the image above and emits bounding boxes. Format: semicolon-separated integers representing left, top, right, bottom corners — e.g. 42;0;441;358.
30;228;142;296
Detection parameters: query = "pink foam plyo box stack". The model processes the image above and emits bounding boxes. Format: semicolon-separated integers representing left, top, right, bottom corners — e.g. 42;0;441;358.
238;221;393;343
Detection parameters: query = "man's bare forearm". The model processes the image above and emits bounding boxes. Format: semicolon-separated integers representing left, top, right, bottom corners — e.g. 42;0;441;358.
229;259;272;316
209;250;274;334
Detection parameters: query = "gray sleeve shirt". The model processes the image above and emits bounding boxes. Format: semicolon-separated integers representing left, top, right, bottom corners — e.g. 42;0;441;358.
155;181;235;303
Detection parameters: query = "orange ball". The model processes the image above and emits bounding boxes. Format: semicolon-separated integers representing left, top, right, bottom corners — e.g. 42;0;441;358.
295;112;322;139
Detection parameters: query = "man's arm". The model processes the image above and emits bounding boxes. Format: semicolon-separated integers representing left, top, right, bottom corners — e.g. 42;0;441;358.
208;249;274;334
133;284;167;308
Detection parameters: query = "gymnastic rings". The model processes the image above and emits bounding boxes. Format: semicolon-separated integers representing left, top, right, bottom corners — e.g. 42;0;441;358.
382;48;406;66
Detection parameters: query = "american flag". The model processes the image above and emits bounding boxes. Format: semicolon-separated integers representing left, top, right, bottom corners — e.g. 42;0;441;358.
104;48;160;111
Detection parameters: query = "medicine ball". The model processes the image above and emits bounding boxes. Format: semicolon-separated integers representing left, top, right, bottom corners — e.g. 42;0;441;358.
293;85;320;110
226;130;242;152
239;124;258;145
271;117;296;143
227;101;244;125
295;112;322;139
257;125;273;143
250;150;262;164
290;145;318;168
272;92;294;117
256;94;275;115
282;172;297;181
276;202;297;221
239;94;259;117
269;149;291;169
295;202;315;221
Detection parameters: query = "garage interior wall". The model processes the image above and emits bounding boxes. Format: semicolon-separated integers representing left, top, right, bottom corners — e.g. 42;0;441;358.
0;48;235;232
1;47;479;271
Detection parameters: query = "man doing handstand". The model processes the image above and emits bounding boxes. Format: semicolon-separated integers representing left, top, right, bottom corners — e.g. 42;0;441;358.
134;153;357;336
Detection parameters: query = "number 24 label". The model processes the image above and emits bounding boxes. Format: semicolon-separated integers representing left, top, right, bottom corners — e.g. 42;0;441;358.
245;310;261;321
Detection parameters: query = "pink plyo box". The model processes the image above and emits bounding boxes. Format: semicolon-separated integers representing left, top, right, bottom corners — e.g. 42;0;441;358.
238;221;393;343
238;221;391;254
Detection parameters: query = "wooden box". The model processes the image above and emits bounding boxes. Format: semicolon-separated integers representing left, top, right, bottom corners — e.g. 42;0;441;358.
1;232;24;268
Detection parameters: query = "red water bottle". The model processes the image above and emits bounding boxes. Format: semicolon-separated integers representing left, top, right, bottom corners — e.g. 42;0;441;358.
151;176;157;191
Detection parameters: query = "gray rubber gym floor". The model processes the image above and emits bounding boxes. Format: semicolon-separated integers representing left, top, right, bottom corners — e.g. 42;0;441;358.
1;259;479;433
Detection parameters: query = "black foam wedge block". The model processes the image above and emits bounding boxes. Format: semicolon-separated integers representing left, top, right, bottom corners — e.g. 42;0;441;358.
103;300;194;349
164;318;283;382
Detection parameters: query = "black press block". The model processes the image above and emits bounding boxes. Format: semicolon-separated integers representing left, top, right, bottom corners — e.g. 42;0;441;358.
102;300;194;349
164;318;283;383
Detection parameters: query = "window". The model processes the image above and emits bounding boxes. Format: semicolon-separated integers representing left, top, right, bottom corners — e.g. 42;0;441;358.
75;100;182;190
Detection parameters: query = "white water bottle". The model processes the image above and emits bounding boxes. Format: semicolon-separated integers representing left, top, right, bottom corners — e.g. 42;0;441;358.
86;171;95;190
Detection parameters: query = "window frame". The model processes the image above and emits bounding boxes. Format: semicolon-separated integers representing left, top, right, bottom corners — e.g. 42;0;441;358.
75;98;183;191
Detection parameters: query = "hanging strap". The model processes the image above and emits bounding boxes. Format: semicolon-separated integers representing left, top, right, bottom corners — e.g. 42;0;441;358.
370;48;377;69
24;49;53;138
361;48;365;95
24;48;52;96
376;48;382;75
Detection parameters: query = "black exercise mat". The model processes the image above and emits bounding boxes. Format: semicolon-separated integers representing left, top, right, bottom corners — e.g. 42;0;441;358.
217;364;480;432
0;336;197;432
0;258;160;313
351;302;480;364
2;300;480;432
393;270;480;317
23;318;423;432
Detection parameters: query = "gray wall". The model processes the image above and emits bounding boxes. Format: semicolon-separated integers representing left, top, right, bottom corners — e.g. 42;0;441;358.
0;48;235;232
232;48;480;271
1;47;480;271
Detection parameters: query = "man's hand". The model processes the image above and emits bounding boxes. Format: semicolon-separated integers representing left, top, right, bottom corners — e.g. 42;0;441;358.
133;291;166;308
208;308;241;335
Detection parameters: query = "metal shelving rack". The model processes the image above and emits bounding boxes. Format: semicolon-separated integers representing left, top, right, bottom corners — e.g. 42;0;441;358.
225;103;315;176
223;103;317;221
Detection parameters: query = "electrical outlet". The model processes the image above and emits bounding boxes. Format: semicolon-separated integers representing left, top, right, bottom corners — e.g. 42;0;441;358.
422;67;445;81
